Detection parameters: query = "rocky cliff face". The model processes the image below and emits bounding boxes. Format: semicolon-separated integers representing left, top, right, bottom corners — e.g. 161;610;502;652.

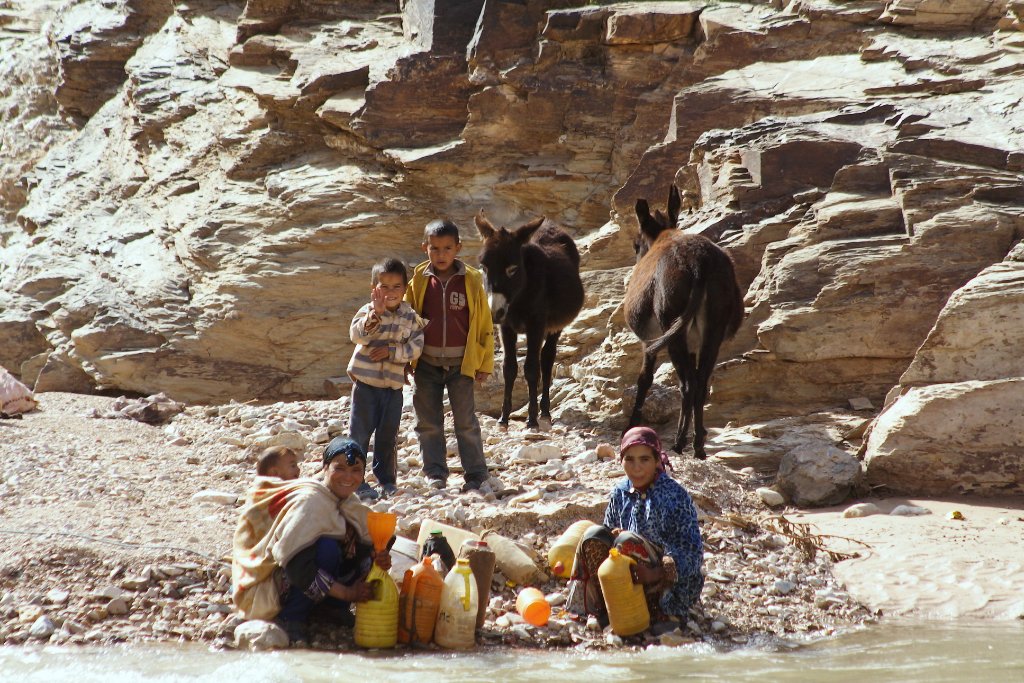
1;0;1022;495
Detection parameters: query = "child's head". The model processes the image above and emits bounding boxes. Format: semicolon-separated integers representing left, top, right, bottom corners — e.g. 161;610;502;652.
619;426;670;489
257;446;301;480
422;219;462;274
371;257;409;311
321;436;367;500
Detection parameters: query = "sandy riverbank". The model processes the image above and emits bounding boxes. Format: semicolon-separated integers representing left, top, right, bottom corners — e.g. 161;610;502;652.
795;496;1024;621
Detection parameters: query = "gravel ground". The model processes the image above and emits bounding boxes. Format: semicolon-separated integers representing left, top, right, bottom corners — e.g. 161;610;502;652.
0;392;872;650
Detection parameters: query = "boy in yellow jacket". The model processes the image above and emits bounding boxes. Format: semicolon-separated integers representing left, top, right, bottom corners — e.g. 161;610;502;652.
405;219;495;493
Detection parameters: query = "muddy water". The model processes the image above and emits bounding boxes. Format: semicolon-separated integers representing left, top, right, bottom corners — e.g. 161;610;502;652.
2;621;1022;682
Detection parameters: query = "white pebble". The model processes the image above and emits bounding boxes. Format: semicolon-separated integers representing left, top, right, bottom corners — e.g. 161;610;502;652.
890;505;931;516
843;503;880;518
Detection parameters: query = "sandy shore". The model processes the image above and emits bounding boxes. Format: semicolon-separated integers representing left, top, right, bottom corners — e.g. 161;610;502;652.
794;496;1024;621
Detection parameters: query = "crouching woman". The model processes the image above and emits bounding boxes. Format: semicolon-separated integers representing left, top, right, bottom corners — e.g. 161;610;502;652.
231;437;392;645
571;426;703;628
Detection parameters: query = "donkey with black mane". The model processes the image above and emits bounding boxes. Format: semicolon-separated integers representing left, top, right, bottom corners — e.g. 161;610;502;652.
625;185;744;459
475;211;584;428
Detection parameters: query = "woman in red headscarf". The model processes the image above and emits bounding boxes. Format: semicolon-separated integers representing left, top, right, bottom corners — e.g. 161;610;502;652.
569;426;704;627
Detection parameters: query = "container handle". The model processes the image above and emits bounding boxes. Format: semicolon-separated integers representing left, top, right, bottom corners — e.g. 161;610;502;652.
461;571;472;611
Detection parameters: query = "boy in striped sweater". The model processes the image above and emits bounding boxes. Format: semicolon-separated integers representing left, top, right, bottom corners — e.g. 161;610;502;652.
346;257;425;501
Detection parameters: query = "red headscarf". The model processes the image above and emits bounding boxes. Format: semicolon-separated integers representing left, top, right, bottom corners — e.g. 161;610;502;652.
619;426;673;473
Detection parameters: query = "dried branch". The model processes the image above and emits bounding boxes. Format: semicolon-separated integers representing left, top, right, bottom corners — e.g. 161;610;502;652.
759;514;870;563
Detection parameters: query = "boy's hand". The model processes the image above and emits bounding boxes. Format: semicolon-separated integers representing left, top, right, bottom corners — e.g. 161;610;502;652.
367;345;390;362
373;548;392;571
370;285;387;315
475;371;488;384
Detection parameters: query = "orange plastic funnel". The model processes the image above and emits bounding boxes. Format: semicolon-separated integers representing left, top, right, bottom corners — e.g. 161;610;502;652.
367;511;397;552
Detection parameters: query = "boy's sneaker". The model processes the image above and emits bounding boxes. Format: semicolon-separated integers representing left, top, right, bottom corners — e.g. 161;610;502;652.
380;483;399;497
356;482;380;502
428;477;447;490
461;479;494;495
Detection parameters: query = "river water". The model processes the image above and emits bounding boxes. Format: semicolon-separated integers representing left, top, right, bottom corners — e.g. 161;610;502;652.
2;621;1022;682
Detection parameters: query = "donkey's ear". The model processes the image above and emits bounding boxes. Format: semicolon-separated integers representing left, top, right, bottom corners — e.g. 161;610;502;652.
635;198;661;241
475;210;496;239
667;185;681;225
515;217;545;243
635;198;651;222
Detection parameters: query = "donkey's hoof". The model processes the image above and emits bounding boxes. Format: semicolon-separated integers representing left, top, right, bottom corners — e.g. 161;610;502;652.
497;421;509;432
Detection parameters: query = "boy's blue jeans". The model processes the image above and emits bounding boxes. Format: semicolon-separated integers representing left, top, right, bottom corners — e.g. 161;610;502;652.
412;361;488;485
348;380;404;487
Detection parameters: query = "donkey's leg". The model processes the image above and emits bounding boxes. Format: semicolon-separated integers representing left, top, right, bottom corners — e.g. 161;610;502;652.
499;325;518;426
539;331;560;420
691;334;726;460
522;322;546;427
666;339;695;455
628;346;659;428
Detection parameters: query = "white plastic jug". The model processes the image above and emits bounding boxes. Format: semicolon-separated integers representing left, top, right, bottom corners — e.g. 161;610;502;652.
433;557;478;649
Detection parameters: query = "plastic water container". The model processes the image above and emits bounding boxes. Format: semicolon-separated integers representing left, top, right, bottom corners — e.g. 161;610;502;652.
434;558;478;649
515;587;551;627
354;563;399;648
458;539;496;628
421;529;456;576
416;520;479;560
597;548;650;637
398;555;444;646
547;520;596;578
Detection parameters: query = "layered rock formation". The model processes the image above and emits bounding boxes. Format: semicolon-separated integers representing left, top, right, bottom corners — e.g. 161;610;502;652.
1;0;1021;495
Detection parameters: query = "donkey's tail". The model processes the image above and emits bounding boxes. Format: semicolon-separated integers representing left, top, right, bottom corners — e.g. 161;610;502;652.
645;317;685;355
644;280;707;355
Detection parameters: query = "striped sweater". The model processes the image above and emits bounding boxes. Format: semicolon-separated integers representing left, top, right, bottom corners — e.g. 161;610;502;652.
347;302;426;390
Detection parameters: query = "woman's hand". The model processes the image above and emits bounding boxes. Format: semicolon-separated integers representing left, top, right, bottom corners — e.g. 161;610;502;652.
633;562;665;587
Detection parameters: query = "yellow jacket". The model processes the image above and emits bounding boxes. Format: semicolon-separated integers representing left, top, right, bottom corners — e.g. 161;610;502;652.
405;260;494;378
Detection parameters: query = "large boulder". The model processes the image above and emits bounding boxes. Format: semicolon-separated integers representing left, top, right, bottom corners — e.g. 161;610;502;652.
864;379;1024;495
776;442;863;507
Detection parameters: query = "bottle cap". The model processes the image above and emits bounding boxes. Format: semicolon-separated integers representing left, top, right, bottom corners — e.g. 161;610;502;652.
431;530;443;537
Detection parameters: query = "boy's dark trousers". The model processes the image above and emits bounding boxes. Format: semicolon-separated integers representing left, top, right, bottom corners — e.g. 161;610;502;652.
348;380;403;487
412;360;488;486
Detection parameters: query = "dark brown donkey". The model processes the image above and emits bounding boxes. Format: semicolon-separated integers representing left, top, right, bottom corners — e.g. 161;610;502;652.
475;212;584;428
625;185;744;459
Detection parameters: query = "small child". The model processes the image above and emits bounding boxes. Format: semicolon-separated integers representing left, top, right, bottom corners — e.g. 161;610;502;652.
347;257;425;501
405;219;495;494
255;446;301;480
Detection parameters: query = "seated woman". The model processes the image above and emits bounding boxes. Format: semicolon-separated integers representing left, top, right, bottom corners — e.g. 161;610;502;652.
570;426;703;627
232;437;392;645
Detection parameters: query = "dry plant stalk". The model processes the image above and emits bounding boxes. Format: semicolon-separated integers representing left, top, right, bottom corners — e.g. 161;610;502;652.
709;512;869;562
760;514;869;562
